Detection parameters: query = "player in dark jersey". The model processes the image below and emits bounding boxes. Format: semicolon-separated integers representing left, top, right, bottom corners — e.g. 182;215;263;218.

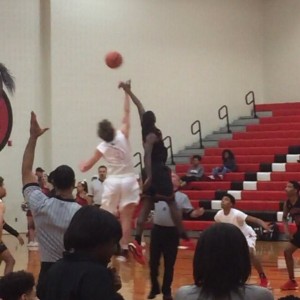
281;181;300;290
119;82;191;264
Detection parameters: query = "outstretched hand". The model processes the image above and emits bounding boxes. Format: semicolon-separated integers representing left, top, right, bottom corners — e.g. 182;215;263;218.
30;111;49;139
118;80;131;92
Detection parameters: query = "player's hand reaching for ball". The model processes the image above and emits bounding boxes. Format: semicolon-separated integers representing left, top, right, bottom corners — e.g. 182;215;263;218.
118;80;131;92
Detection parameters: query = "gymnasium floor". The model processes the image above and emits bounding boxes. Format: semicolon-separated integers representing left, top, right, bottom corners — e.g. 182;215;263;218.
2;234;300;299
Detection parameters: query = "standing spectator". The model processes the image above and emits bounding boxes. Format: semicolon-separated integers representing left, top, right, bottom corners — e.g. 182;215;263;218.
88;165;107;207
76;180;92;206
0;270;37;300
175;223;274;300
210;149;236;180
148;173;204;300
180;155;204;186
280;181;300;290
44;206;123;300
22;112;81;299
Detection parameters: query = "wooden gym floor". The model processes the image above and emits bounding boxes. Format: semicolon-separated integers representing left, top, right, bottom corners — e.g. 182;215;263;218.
1;234;300;299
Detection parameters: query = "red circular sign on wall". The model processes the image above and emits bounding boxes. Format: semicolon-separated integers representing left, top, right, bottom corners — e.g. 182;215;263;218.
0;91;13;151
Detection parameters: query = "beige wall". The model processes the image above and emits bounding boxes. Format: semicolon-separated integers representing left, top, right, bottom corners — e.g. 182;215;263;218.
264;0;300;102
1;0;265;230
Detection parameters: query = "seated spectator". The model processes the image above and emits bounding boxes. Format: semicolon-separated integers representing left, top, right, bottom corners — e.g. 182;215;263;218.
44;206;124;300
76;180;91;206
180;155;204;186
175;223;274;300
209;149;236;180
0;270;37;300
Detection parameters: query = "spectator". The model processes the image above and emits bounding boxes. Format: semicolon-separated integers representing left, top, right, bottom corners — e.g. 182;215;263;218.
22;112;81;298
209;149;236;180
180;155;204;186
44;206;123;300
88;165;107;207
0;270;37;300
175;223;274;300
76;180;92;206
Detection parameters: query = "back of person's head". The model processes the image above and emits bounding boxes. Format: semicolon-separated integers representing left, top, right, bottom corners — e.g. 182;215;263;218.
193;223;251;298
97;119;115;142
64;206;122;258
278;296;300;300
51;165;75;191
289;180;300;193
0;176;3;186
0;271;36;300
142;111;156;128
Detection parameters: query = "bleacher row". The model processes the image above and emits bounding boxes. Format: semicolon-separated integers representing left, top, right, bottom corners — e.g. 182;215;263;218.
175;101;300;236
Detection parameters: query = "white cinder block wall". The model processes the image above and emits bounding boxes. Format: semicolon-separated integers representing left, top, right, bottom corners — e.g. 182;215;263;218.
0;0;299;231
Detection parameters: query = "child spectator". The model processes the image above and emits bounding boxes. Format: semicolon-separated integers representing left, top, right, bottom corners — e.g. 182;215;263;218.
180;155;204;186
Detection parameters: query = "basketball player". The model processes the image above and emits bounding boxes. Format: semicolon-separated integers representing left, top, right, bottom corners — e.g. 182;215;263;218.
118;81;191;261
280;181;300;290
80;83;140;262
214;193;270;288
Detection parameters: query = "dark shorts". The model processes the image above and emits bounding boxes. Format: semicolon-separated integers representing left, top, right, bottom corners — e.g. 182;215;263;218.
0;241;8;254
143;164;173;198
291;230;300;248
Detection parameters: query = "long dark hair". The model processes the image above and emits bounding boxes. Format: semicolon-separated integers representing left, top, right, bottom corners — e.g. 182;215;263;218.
193;223;251;298
222;149;235;161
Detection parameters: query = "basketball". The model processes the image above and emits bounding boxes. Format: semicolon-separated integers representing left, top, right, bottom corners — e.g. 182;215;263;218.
105;51;123;69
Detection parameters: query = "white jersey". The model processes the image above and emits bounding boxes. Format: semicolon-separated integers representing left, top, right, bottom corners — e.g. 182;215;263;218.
97;130;135;177
214;208;256;238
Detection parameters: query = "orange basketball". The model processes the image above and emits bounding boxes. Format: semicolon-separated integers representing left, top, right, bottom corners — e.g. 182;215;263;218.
105;51;123;69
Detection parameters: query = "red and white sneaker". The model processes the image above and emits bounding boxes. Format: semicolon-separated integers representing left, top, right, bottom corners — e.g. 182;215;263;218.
178;239;196;250
260;278;271;289
128;240;146;265
280;279;298;290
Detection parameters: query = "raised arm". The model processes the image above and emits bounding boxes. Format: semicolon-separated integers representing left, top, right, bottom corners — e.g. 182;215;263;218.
22;112;49;186
119;81;145;123
120;90;130;138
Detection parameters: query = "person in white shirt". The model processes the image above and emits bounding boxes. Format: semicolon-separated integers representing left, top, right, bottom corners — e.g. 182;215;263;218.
175;223;274;300
80;82;140;262
214;193;271;288
89;165;107;207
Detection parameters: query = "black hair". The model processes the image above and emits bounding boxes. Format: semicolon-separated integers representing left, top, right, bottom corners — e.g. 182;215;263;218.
278;296;300;300
35;167;44;173
0;176;3;186
0;271;35;300
97;119;115;142
289;181;300;193
192;155;202;161
223;193;236;205
51;165;75;190
222;149;235;160
64;206;122;251
193;223;251;298
0;64;15;95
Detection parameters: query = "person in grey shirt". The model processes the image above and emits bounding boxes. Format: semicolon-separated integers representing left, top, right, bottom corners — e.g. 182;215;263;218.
175;223;274;300
180;155;204;186
148;173;204;300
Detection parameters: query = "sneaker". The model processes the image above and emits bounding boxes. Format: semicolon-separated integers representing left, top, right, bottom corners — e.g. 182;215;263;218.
178;239;196;250
128;240;146;265
208;175;215;180
218;175;224;180
280;279;298;290
27;241;37;247
260;277;271;289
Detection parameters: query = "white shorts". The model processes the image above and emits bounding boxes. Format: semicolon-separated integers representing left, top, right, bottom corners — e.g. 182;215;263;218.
101;175;140;215
246;234;257;251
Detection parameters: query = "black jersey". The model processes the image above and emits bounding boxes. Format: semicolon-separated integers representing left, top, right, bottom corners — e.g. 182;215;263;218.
286;197;300;227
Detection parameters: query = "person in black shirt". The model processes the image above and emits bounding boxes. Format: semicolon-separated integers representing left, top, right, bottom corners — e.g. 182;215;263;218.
119;82;191;265
44;206;124;300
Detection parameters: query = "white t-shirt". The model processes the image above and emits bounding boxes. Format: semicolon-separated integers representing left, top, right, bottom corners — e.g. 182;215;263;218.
97;130;135;177
88;179;104;205
175;284;274;300
214;208;256;238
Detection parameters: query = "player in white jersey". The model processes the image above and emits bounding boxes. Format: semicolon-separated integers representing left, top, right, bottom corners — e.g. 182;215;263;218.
214;193;271;288
80;82;140;261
